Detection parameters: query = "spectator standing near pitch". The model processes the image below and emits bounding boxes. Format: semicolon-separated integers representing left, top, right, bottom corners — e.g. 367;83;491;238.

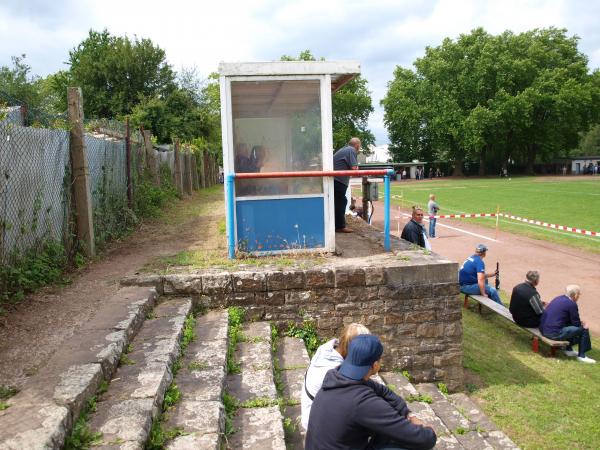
333;138;360;233
427;194;439;238
509;271;545;327
458;244;502;304
401;207;431;249
540;285;595;363
305;334;437;450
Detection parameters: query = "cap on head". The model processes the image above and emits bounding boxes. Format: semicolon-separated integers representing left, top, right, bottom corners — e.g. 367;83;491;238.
475;244;488;254
339;334;383;380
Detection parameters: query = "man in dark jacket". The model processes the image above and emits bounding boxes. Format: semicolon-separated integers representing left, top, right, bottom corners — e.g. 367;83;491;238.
400;207;428;248
305;334;436;450
509;270;545;327
333;138;360;233
540;285;595;363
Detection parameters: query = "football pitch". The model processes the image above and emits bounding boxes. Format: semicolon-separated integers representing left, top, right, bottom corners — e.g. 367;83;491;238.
389;176;600;253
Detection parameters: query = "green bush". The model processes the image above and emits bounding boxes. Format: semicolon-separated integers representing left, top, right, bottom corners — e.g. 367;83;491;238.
133;165;178;219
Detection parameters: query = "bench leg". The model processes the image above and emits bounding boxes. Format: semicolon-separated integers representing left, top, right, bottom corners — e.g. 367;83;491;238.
532;337;539;353
550;347;557;357
478;303;482;315
463;295;469;309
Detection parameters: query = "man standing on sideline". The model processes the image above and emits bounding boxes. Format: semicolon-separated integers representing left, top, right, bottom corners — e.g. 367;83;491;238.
458;244;502;304
306;334;437;450
401;207;430;249
540;285;595;363
427;194;439;238
333;138;360;233
509;271;545;327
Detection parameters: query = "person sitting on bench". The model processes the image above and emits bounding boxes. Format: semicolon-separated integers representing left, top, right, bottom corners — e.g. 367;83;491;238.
458;244;502;305
540;285;595;363
509;270;545;327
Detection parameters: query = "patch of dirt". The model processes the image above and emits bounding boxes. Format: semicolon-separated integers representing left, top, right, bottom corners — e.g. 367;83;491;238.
0;189;224;388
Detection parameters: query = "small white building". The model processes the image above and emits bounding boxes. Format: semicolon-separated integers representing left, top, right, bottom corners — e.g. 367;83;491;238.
366;144;390;163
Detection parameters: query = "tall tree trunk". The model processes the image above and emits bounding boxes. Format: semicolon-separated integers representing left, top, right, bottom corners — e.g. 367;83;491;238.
452;157;464;176
478;146;487;176
526;143;537;175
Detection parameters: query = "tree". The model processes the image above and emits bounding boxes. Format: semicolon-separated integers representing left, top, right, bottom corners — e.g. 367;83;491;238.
56;29;176;119
382;27;599;175
280;50;375;152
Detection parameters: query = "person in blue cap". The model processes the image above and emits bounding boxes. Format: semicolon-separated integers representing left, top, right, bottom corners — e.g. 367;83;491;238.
458;244;502;304
305;334;436;450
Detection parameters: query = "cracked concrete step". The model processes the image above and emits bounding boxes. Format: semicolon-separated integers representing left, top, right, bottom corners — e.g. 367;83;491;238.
276;337;310;450
417;384;493;450
0;287;158;450
164;310;229;450
227;322;285;450
448;393;520;450
380;373;463;450
86;297;192;450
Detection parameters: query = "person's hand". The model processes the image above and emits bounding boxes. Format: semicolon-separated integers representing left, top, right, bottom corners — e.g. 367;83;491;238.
582;321;587;328
408;415;424;426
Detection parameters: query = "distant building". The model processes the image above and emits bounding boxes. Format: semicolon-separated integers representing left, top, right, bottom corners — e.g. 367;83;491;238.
366;144;390;163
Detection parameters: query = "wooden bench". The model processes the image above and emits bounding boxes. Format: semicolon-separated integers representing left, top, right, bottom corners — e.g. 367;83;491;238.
463;294;570;356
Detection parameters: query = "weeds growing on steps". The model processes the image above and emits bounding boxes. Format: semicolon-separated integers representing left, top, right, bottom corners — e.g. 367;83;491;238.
0;384;18;408
406;393;433;404
285;320;324;357
64;396;102;449
227;307;245;374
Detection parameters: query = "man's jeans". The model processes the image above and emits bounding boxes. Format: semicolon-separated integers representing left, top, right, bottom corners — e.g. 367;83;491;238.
460;283;502;305
545;326;592;357
429;218;436;237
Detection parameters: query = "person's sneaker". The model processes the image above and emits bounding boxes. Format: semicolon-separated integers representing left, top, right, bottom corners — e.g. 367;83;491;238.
563;349;578;357
577;356;596;364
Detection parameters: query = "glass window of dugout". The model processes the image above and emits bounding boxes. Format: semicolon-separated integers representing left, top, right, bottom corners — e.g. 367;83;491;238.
231;80;323;197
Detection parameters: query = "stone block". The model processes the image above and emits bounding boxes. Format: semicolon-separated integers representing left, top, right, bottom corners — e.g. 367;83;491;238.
53;363;104;419
227;369;277;403
201;274;232;294
444;321;463;337
364;266;386;286
120;274;164;292
226;292;257;306
304;268;335;288
276;337;310;370
232;272;266;292
229;406;286;450
89;398;156;447
166;433;220;450
163;274;202;294
416;323;445;338
267;270;306;290
165;400;223;437
258;291;285;306
236;342;272;371
432;283;460;297
195;310;229;342
335;267;366;287
280;369;305;400
385;264;430;287
175;367;225;401
285;290;314;305
187;339;228;370
426;262;460;283
434;352;463;368
317;316;343;330
312;288;335;304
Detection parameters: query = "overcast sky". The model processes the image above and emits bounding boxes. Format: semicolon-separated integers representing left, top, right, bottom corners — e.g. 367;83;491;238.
1;0;599;144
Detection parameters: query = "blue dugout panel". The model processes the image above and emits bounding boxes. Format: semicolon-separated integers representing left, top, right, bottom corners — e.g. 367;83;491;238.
236;197;325;252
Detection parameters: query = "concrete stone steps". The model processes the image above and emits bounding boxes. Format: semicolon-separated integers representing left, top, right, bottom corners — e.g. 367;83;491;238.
164;310;229;450
275;336;310;449
0;286;158;450
86;297;192;449
226;322;286;450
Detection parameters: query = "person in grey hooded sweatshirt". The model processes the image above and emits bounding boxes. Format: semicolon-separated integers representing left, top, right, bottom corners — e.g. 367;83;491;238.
301;323;370;430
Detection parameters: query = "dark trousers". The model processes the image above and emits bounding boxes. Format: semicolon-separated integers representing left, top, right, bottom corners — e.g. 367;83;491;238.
334;181;348;229
546;326;592;357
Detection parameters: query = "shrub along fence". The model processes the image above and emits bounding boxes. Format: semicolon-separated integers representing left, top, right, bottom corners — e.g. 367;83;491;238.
0;88;220;308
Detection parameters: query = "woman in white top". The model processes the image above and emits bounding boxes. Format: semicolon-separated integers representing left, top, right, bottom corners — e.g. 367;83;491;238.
300;323;370;430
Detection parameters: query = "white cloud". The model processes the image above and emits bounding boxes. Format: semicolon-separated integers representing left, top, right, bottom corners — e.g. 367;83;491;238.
1;0;598;144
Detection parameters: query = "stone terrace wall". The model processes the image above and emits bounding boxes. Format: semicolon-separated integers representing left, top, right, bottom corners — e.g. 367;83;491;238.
125;253;463;390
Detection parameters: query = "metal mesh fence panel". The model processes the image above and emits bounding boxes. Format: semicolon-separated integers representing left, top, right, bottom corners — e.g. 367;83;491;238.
0;120;72;264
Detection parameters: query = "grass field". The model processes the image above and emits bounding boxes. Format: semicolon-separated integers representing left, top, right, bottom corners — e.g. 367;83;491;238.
388;176;600;253
463;297;600;449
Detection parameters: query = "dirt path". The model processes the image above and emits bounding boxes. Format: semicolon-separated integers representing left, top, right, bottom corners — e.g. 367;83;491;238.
0;188;225;388
370;200;600;336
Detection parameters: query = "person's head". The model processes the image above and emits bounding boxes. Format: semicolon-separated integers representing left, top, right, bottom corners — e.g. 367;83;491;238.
251;145;266;167
565;284;581;302
475;243;488;258
411;206;424;223
236;142;249;156
348;137;361;153
337;323;370;358
429;194;435;201
339;334;384;381
526;270;540;286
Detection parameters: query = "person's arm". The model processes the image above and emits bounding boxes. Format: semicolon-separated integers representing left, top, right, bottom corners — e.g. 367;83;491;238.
367;380;410;417
569;302;582;328
529;293;544;315
355;393;436;450
477;272;487;297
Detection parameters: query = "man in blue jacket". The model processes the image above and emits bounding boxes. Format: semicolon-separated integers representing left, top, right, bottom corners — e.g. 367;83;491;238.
458;244;501;305
540;285;595;363
305;334;436;450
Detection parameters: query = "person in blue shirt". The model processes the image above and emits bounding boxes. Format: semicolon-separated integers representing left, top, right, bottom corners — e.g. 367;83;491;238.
458;244;501;304
540;285;595;364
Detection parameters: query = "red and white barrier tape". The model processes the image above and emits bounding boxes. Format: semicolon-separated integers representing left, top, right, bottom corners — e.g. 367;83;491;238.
433;213;497;219
498;213;599;237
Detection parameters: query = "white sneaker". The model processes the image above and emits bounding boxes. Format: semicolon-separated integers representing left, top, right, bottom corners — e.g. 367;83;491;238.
577;356;596;364
563;349;578;357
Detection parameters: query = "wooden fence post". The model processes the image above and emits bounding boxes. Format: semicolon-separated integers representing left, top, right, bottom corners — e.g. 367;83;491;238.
183;151;193;196
199;150;206;188
67;87;95;257
191;154;200;190
174;139;183;196
125;118;133;209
